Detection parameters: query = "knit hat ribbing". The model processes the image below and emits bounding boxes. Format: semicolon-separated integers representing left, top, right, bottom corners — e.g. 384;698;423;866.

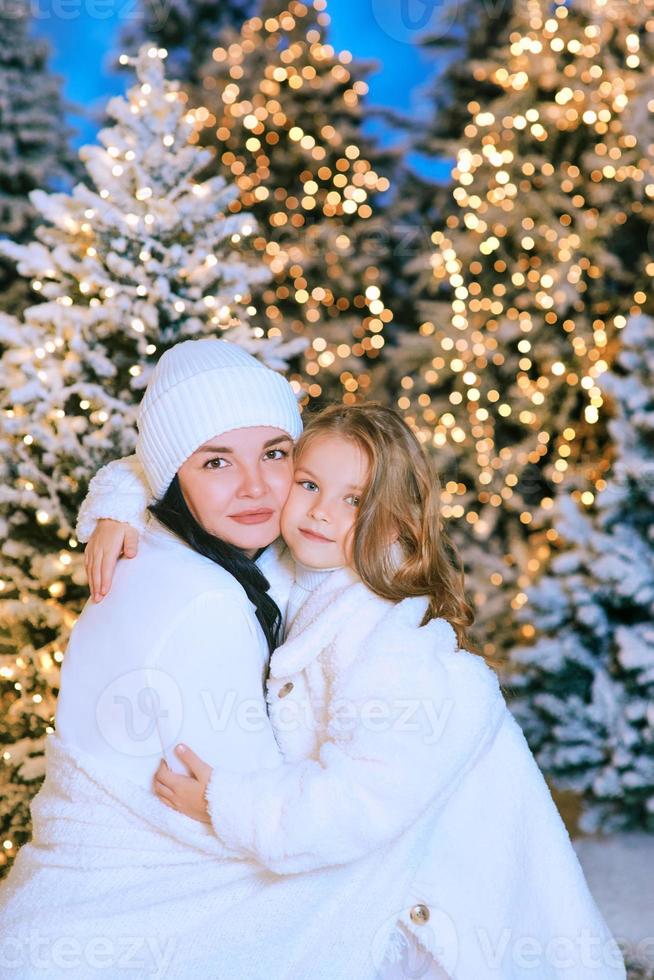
136;338;303;499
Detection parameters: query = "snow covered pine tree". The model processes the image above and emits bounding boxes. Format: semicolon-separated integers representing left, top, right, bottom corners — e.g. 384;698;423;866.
0;45;299;876
383;0;654;664
508;314;654;833
0;0;75;316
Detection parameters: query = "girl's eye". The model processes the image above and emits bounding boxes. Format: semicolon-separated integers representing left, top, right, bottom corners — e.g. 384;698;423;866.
204;457;228;470
299;480;319;492
345;495;360;507
265;448;289;461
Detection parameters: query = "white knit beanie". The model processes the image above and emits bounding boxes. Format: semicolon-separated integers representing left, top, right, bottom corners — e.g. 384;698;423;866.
136;338;303;499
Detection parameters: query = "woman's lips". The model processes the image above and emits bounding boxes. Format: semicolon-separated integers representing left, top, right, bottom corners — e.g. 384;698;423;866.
300;528;334;543
230;510;275;525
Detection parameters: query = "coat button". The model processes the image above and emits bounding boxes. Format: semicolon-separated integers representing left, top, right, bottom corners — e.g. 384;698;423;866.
409;904;430;925
278;682;294;698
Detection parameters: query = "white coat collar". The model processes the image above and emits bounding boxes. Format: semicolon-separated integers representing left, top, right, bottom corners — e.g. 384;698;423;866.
268;564;368;678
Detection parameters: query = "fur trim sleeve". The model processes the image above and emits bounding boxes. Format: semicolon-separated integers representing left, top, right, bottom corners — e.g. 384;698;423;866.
76;454;151;542
205;617;506;874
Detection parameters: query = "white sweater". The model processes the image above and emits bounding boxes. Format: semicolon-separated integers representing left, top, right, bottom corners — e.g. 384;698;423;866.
56;517;283;787
284;560;331;633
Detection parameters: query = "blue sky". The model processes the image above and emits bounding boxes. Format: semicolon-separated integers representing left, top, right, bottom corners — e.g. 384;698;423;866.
34;0;454;181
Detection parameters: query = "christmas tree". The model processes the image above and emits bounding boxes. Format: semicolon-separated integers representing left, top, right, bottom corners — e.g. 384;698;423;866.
0;0;75;315
507;314;654;832
385;0;654;661
118;0;256;84
184;0;397;405
379;0;515;338
0;45;298;876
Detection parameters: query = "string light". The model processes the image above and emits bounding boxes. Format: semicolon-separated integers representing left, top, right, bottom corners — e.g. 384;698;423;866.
398;0;653;655
194;0;393;403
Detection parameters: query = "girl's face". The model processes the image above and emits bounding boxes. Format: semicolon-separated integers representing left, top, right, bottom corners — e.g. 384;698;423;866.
281;434;369;569
177;426;294;557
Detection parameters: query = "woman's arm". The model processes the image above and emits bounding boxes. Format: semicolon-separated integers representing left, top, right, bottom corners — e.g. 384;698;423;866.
77;455;152;601
163;618;506;874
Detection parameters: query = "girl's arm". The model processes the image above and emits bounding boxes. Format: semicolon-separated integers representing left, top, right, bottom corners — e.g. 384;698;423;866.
76;455;152;602
76;454;152;542
202;619;506;874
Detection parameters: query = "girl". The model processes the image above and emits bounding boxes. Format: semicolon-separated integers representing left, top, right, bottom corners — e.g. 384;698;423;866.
79;403;625;980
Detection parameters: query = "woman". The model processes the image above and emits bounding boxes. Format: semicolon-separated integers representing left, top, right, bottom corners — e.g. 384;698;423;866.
0;339;368;979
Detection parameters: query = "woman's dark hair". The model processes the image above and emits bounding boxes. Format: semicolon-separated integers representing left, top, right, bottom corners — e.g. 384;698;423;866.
150;476;282;669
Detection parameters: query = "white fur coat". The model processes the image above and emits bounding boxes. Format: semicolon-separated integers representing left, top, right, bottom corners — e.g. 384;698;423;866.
205;566;626;980
1;734;416;980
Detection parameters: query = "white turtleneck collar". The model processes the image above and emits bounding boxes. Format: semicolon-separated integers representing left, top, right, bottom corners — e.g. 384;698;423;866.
293;559;341;591
284;559;344;637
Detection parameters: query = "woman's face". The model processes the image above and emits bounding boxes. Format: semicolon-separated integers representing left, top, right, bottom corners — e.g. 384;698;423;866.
177;426;294;557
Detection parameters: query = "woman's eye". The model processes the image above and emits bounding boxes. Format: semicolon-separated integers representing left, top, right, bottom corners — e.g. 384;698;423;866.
299;480;319;492
266;449;289;461
204;457;228;469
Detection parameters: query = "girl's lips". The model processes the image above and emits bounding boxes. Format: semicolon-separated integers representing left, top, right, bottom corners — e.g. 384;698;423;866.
230;510;274;525
300;528;334;543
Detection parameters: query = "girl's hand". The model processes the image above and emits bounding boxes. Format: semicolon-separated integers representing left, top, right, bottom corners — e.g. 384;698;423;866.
84;519;140;603
153;745;212;824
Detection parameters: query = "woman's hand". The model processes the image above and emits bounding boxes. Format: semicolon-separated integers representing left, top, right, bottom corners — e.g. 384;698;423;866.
153;745;212;824
84;519;140;602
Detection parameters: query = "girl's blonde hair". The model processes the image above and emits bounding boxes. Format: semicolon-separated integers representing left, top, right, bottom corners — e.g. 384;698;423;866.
295;402;475;650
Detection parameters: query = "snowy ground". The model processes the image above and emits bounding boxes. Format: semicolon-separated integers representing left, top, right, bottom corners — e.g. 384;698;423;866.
573;833;654;976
